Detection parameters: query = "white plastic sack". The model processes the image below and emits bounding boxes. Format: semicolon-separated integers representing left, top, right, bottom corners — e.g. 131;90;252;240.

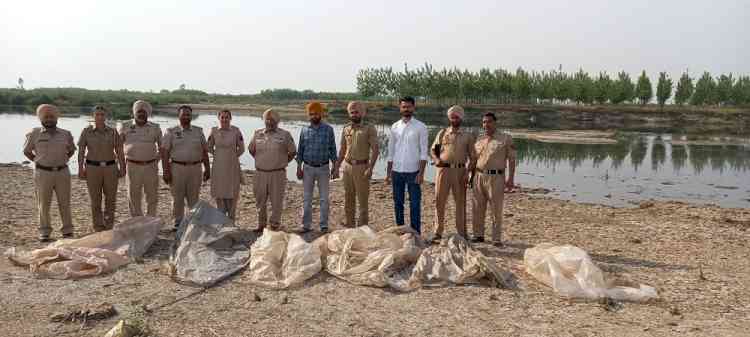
324;226;421;290
170;201;251;287
408;234;516;289
244;228;322;289
5;216;162;279
524;243;658;302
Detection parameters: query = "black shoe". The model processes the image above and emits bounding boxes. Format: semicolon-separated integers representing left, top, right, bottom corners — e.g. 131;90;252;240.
320;227;328;234
61;233;74;239
471;236;485;243
38;235;53;243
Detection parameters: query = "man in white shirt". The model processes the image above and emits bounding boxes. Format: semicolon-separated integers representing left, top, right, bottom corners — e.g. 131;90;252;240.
385;96;428;234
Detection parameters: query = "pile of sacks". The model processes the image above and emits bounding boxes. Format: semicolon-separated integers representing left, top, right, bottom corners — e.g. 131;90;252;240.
5;201;659;302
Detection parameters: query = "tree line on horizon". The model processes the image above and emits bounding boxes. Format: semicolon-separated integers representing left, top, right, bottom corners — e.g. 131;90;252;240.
356;63;750;107
3;65;749;110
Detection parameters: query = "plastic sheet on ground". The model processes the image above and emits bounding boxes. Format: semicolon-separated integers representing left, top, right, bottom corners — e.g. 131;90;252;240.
244;228;322;289
4;216;162;279
170;201;251;287
322;226;421;290
524;243;658;302
408;234;517;289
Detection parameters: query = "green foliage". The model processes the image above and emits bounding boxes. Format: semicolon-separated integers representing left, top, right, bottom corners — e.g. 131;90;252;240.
656;72;673;107
675;72;694;105
715;74;734;105
572;69;595;104
593;72;612;104
691;72;716;105
731;76;750;105
635;70;653;105
610;71;635;104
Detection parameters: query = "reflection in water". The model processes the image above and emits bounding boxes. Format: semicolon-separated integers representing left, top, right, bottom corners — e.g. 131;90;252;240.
513;136;750;175
651;137;666;171
672;144;687;172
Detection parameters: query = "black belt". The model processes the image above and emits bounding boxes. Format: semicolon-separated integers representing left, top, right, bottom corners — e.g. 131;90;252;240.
86;159;116;167
304;161;328;168
171;160;201;165
481;169;504;175
127;158;157;165
435;162;466;168
36;164;67;171
257;167;285;172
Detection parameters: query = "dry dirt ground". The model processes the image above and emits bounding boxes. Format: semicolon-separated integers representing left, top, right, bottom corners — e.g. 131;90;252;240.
0;164;748;337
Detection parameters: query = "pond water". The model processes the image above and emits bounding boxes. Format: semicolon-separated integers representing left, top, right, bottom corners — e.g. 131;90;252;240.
1;111;748;208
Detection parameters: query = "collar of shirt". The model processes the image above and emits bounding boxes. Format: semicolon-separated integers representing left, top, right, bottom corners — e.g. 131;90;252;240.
447;127;463;135
178;125;193;131
93;124;110;132
41;127;57;134
263;128;277;134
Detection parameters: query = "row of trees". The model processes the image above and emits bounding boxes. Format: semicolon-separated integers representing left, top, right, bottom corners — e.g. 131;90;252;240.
356;63;750;107
0;87;361;108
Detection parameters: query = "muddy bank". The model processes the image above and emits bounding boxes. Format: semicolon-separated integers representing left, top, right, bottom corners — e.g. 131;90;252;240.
152;102;750;135
0;164;749;336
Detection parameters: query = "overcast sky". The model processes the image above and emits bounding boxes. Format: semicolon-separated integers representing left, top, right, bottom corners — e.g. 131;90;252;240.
2;0;748;94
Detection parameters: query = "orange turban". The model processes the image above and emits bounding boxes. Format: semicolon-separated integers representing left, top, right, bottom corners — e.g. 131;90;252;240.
305;101;325;116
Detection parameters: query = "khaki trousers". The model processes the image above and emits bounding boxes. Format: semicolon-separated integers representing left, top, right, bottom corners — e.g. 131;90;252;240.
126;162;159;217
254;170;286;228
434;167;467;237
171;163;203;225
86;165;118;231
472;172;505;242
342;162;370;227
216;198;238;220
34;168;73;236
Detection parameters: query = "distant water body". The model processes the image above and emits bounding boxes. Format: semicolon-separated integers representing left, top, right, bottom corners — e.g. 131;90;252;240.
1;112;748;208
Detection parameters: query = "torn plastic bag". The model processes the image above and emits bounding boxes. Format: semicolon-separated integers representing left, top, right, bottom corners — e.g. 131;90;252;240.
524;243;658;302
4;216;162;279
408;234;516;289
170;201;251;287
244;228;321;289
323;226;421;290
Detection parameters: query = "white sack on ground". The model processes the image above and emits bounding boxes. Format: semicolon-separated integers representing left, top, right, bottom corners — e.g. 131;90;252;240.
170;201;251;287
524;243;658;302
323;226;421;290
244;228;322;289
4;216;162;279
408;234;516;289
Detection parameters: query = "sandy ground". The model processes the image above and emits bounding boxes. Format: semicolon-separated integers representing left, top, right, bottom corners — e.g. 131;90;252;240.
0;164;749;337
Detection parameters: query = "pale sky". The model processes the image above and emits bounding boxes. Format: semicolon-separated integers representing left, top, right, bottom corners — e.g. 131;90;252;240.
2;0;748;94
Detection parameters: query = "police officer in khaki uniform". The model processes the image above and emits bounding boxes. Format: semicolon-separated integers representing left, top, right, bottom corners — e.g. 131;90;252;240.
430;105;476;240
161;105;210;228
78;105;126;231
208;109;245;221
471;112;516;246
23;104;76;242
336;101;379;227
249;109;296;231
119;100;162;217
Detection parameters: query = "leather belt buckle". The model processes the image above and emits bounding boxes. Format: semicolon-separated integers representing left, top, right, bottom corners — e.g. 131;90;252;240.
99;162;106;167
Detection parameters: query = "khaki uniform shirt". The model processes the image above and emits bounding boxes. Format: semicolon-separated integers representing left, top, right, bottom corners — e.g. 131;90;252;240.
475;132;516;171
162;125;207;162
78;124;119;161
342;123;377;161
119;120;162;161
431;128;476;164
23;127;75;167
250;128;296;171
